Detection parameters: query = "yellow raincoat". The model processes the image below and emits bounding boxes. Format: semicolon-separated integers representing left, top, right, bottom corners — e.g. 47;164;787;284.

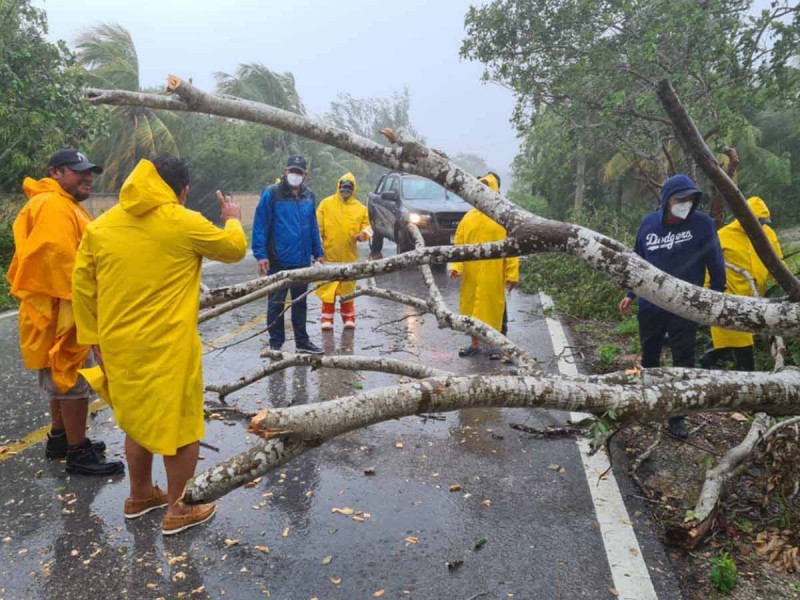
449;174;519;331
711;196;783;349
315;173;372;303
72;160;247;455
6;178;93;391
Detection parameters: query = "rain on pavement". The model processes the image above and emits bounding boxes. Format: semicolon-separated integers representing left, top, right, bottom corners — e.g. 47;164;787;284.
0;243;680;599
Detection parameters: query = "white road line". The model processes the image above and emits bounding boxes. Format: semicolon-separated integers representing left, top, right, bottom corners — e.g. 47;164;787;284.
0;309;19;321
539;292;657;600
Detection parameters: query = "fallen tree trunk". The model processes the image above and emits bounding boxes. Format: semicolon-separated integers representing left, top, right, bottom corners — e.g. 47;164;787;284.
86;79;800;336
182;367;800;504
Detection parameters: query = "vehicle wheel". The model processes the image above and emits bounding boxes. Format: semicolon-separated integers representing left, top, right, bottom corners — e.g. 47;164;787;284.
396;228;415;254
370;232;385;258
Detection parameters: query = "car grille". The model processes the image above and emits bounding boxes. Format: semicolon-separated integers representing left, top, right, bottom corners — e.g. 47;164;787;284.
435;212;466;230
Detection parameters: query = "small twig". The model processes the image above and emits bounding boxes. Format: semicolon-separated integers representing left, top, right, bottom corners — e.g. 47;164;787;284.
509;423;583;437
199;441;220;452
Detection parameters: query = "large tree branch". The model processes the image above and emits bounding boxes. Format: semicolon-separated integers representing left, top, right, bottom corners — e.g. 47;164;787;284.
656;79;800;300
86;79;800;334
182;367;800;504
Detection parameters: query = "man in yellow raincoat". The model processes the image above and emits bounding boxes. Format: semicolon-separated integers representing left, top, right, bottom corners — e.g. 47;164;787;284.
700;196;783;371
73;156;247;535
315;173;372;330
448;172;519;359
7;148;124;476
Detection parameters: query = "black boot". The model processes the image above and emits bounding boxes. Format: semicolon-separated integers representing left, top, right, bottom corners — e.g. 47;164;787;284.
66;439;125;476
45;430;107;459
667;416;689;439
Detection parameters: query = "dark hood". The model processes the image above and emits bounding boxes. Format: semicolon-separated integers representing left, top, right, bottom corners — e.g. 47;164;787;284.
660;174;702;225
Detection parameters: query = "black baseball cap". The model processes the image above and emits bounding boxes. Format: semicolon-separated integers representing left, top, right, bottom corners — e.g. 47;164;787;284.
48;149;103;174
286;155;307;172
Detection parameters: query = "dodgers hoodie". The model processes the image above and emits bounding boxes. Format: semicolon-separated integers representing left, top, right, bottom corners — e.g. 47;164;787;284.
628;174;726;315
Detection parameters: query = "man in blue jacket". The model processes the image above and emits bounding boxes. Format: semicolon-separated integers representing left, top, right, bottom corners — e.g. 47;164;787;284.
619;174;726;439
253;155;324;354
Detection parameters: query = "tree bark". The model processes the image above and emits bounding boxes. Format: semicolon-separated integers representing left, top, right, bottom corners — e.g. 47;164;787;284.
182;367;800;504
656;79;800;300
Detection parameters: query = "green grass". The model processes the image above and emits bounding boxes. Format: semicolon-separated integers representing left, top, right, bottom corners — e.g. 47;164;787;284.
709;551;737;595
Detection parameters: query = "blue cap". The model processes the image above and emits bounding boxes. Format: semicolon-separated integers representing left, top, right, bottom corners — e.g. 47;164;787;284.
286;155;307;172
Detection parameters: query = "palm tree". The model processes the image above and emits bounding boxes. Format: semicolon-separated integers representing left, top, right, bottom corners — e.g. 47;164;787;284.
214;63;306;114
76;24;179;190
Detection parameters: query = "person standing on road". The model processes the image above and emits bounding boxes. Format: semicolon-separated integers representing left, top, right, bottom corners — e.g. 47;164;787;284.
252;155;324;354
700;196;783;372
6;149;123;476
619;174;726;439
315;172;372;331
72;156;247;535
449;172;519;359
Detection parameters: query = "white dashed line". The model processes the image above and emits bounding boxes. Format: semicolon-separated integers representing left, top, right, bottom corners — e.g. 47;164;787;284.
540;292;658;600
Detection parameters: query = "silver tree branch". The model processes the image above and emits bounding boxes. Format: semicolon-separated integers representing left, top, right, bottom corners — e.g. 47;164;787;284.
87;79;800;335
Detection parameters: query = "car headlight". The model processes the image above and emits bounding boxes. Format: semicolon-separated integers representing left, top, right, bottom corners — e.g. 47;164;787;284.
408;212;430;225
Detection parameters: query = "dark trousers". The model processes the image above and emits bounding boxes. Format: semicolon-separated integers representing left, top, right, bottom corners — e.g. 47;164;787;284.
501;304;508;336
638;311;697;369
699;346;755;371
268;266;309;347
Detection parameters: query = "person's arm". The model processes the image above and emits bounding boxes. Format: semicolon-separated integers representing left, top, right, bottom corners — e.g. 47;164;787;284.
310;195;323;261
185;193;247;263
72;229;100;346
356;205;373;241
448;217;467;279
252;189;272;261
316;200;326;244
705;219;726;293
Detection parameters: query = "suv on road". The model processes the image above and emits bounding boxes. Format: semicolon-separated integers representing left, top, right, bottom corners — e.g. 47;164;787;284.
367;172;471;256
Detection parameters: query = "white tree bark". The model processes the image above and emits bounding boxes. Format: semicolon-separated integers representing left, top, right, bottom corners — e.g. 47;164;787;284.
86;80;800;336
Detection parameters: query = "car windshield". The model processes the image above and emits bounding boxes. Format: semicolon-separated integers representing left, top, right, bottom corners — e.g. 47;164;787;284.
401;178;447;200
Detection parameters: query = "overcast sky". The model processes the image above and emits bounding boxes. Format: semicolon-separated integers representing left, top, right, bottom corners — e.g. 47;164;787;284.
35;0;520;177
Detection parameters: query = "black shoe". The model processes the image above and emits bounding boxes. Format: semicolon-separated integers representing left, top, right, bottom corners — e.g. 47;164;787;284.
295;340;324;355
45;431;106;459
269;342;283;352
66;439;125;476
667;416;689;440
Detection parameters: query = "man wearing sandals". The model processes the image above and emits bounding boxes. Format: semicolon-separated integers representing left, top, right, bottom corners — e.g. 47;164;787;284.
73;156;247;534
449;172;519;359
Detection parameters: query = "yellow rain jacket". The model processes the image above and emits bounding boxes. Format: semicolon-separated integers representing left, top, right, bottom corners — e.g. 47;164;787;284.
449;174;519;331
711;196;783;349
315;172;372;303
6;178;93;391
72;159;247;455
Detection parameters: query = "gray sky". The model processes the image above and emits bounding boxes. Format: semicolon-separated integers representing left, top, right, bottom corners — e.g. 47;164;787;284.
35;0;520;177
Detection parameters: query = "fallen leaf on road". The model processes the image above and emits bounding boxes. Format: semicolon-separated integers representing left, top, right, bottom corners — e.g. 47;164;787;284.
558;467;566;474
254;546;270;554
331;577;342;585
474;537;487;549
282;527;289;538
482;499;491;507
240;567;249;573
395;442;404;449
352;516;365;522
609;588;619;597
146;583;157;589
374;590;385;597
331;507;354;516
224;539;239;547
173;572;186;582
322;555;333;565
731;412;749;422
405;536;419;544
547;464;560;471
191;586;205;595
446;559;463;570
449;484;462;492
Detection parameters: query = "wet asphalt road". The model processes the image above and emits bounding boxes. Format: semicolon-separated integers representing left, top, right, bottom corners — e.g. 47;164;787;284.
0;243;679;600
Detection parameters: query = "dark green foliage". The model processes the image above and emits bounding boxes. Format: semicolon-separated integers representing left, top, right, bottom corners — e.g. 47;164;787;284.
709;551;737;594
0;0;102;191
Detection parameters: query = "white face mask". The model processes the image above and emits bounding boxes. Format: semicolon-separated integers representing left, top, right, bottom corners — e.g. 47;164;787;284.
286;173;304;188
670;202;692;220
